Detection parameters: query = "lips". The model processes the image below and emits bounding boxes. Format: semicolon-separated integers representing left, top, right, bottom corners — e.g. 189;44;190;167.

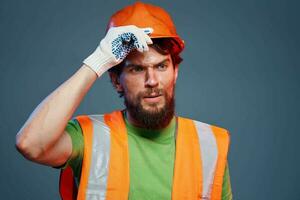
143;94;162;103
144;94;161;98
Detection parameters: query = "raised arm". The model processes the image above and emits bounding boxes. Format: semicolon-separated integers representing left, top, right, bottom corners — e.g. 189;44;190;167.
16;64;97;166
16;25;153;167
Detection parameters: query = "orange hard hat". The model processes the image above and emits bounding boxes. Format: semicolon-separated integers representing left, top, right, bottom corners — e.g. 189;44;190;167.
106;1;185;53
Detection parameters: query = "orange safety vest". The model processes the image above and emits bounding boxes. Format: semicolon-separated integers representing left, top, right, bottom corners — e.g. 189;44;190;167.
59;110;230;200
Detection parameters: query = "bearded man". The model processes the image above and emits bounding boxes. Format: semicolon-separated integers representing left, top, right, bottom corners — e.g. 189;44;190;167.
16;2;232;200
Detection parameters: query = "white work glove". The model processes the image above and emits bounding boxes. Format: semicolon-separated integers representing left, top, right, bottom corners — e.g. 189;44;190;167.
83;25;153;77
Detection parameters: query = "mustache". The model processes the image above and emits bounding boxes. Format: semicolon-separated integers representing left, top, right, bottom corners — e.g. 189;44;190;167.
140;88;164;97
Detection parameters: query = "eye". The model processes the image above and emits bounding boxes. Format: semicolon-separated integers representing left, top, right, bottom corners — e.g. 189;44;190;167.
130;66;144;73
157;64;167;71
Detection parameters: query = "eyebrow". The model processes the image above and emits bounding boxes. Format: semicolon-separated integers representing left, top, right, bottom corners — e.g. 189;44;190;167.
125;58;170;69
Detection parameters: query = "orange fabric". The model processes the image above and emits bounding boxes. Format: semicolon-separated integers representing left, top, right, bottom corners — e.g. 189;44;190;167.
75;115;94;200
104;111;130;200
60;112;229;200
107;1;184;52
172;117;203;200
210;126;230;200
59;166;77;200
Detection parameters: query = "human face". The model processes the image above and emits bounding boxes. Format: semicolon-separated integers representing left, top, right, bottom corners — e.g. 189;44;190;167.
118;47;179;128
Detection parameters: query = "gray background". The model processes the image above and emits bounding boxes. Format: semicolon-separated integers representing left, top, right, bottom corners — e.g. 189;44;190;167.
1;0;299;199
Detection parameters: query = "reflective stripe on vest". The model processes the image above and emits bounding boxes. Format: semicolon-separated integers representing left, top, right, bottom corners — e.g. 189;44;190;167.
79;115;111;198
59;110;229;200
195;120;218;198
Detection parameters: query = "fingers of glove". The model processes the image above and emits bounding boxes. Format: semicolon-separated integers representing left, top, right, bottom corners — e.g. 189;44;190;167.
107;26;152;55
131;32;146;53
143;34;153;45
143;43;149;52
134;40;144;53
135;32;151;52
124;27;149;52
138;28;154;51
138;27;153;50
120;32;132;43
137;34;149;52
141;37;150;52
110;33;134;61
119;32;138;52
140;34;152;51
141;27;153;35
141;27;153;46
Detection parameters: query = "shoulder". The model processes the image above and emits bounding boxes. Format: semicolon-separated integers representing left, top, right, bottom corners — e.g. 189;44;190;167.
73;112;120;133
177;115;230;139
74;114;106;126
75;110;123;124
66;118;82;134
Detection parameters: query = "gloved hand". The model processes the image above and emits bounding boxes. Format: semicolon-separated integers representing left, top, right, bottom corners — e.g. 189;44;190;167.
83;25;153;77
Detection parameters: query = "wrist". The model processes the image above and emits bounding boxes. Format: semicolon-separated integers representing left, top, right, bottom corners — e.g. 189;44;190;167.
83;46;115;77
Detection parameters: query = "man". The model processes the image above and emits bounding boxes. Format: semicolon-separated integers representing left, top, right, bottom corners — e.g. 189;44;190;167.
16;1;232;200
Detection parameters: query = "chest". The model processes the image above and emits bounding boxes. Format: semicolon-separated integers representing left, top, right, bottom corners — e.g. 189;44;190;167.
127;134;175;200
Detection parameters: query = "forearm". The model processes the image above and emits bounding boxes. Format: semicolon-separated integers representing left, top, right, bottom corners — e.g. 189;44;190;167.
16;64;97;159
16;25;153;162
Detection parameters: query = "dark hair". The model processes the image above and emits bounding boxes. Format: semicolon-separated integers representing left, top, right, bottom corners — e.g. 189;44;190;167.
108;38;183;76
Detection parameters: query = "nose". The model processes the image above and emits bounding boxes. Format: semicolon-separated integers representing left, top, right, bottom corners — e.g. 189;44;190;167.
145;68;159;88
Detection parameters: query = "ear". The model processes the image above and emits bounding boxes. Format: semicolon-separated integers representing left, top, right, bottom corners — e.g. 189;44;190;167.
109;72;124;93
173;64;179;84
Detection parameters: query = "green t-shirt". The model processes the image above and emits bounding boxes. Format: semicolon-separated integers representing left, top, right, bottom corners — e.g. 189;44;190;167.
62;116;232;200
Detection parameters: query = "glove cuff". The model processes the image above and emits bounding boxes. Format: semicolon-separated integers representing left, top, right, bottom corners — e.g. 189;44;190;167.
83;46;115;77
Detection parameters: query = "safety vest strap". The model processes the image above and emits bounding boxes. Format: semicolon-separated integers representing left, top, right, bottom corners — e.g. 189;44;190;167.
210;126;230;200
172;117;203;199
60;112;130;200
172;117;230;200
76;115;94;200
59;115;93;200
104;111;130;200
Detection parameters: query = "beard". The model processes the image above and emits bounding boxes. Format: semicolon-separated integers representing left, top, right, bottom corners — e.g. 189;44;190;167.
124;87;175;130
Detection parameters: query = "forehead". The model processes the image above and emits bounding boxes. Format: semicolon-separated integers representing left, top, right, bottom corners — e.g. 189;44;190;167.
124;46;171;67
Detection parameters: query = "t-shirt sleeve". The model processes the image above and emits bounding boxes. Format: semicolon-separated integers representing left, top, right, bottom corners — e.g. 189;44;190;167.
56;119;84;180
221;162;233;200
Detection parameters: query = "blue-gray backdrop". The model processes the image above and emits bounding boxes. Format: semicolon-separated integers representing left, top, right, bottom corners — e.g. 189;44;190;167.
1;0;299;199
